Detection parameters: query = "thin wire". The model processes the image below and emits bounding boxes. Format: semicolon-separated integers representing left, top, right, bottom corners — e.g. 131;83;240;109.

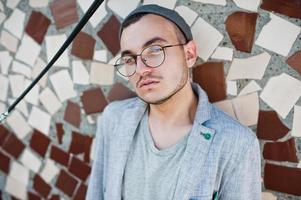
0;0;105;124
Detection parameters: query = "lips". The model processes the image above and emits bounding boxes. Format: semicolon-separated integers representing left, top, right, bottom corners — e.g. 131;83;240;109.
138;79;160;88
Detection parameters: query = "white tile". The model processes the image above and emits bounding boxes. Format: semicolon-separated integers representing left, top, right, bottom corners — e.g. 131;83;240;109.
143;0;177;9
6;110;31;139
9;74;25;98
90;62;114;85
227;80;237;96
0;2;3;11
238;80;262;96
232;92;259;126
40;159;60;183
11;60;32;78
49;70;76;102
32;58;48;87
0;12;6;25
78;0;107;28
0;75;9;102
191;0;226;6
9;161;30;185
262;192;277;200
297;161;301;168
211;46;233;61
6;0;21;9
8;98;29;117
108;0;140;19
233;0;260;12
227;52;271;80
5;176;27;200
39;87;62;115
0;51;13;75
28;106;51;135
260;73;301;119
72;60;89;85
90;137;96;161
191;17;223;61
15;34;41;67
292;105;301;137
3;9;25;39
87;115;95;124
45;35;70;67
93;50;108;62
0;102;6;113
20;149;42;173
175;6;198;27
213;99;236;119
1;30;19;52
29;0;48;7
24;79;40;106
255;13;301;57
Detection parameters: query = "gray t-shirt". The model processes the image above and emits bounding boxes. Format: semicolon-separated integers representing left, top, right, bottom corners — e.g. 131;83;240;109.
122;111;190;200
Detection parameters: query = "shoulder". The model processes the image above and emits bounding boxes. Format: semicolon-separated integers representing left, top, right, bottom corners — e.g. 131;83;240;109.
102;97;142;116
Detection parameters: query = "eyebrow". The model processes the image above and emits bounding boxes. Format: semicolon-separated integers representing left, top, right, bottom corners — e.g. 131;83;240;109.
121;37;168;56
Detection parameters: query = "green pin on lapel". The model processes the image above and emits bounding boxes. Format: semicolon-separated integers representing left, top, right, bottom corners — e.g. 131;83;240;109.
203;132;211;140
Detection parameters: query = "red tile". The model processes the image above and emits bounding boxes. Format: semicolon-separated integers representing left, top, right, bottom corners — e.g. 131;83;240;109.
0;125;10;146
28;191;41;200
192;62;226;103
30;129;51;157
287;50;301;76
69;131;86;155
55;123;64;144
0;151;10;174
71;32;96;60
55;170;78;197
263;138;298;162
74;184;87;200
50;145;70;166
256;110;289;141
261;0;301;20
264;163;301;195
33;175;52;198
68;156;91;181
225;11;258;53
81;88;108;114
84;136;93;163
48;194;60;200
25;11;51;44
64;101;81;128
107;83;137;102
97;15;121;56
50;0;78;29
2;134;25;159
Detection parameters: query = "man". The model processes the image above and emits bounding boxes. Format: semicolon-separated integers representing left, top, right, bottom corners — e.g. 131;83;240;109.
87;4;261;200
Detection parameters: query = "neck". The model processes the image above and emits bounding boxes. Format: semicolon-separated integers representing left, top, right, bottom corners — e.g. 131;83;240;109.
148;83;198;127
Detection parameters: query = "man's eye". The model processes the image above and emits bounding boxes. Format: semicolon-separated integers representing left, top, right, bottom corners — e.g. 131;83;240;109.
123;57;135;64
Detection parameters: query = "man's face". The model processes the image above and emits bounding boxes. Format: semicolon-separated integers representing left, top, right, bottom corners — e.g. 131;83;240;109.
120;14;190;104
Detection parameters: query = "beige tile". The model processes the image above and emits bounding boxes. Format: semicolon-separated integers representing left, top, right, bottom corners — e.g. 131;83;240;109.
1;30;19;52
90;62;114;85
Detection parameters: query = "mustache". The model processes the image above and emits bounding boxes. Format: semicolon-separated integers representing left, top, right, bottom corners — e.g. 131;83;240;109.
136;74;163;88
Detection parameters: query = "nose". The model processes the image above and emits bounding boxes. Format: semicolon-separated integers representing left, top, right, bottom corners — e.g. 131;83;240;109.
135;56;152;76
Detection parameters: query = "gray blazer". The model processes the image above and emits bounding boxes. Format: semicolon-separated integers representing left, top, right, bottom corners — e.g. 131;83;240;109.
86;83;261;200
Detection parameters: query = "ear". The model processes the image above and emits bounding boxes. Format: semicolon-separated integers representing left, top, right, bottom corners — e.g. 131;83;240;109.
184;40;197;68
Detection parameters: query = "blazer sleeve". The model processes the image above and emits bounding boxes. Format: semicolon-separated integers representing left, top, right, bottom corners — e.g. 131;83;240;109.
218;136;262;200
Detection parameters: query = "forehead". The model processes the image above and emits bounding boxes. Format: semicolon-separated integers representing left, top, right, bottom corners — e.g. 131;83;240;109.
120;14;178;51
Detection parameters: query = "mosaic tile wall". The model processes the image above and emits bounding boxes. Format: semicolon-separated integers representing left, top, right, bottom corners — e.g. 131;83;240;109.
0;0;301;199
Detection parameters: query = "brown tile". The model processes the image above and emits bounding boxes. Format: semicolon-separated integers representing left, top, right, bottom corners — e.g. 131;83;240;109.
97;15;121;56
25;11;51;44
0;125;10;146
33;175;51;198
50;145;70;166
48;194;60;200
50;0;78;29
55;123;64;144
28;191;41;200
287;50;301;76
2;134;25;159
0;151;10;174
64;101;81;128
30;129;51;157
84;136;93;163
263;138;298;162
107;83;137;102
74;184;87;200
11;196;19;200
81;88;108;114
261;0;301;20
69;131;86;155
225;11;258;53
71;32;96;60
256;110;289;141
192;62;226;103
55;170;78;197
264;163;301;195
68;156;91;181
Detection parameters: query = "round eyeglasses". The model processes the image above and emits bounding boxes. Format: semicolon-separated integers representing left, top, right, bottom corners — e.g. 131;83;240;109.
114;44;185;77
